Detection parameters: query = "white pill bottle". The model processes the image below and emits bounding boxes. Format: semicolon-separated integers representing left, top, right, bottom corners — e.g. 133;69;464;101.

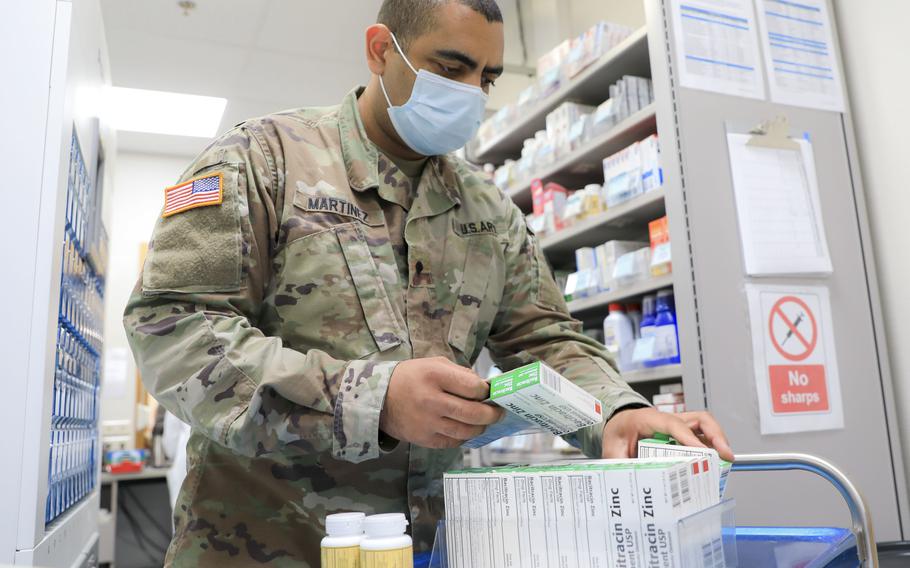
321;512;365;567
359;513;413;568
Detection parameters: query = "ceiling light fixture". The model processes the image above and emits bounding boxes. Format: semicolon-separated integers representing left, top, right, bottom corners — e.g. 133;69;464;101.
178;1;197;16
105;87;227;138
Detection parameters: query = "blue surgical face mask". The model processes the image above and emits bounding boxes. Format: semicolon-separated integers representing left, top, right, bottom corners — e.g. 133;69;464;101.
379;32;488;156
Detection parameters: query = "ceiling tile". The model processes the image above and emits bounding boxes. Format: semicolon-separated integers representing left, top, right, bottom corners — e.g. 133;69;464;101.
106;27;253;95
233;50;366;107
100;0;272;49
254;0;382;64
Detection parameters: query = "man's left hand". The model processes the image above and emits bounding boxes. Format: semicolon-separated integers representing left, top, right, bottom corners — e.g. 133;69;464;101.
601;407;734;462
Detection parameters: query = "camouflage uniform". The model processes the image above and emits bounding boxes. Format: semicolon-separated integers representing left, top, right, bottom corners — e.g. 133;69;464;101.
124;88;650;566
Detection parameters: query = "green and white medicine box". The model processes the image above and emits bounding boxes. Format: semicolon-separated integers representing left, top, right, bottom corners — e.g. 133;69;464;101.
463;361;604;449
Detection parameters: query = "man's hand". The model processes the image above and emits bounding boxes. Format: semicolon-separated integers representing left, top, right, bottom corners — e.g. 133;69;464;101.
380;357;505;450
602;407;734;462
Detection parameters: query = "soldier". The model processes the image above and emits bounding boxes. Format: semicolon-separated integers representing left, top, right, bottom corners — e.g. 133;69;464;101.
124;0;733;565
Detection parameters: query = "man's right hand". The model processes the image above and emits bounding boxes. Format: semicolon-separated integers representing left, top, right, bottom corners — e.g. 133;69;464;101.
379;357;505;449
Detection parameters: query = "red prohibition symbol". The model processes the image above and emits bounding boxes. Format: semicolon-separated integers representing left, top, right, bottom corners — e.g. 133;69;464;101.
768;295;818;362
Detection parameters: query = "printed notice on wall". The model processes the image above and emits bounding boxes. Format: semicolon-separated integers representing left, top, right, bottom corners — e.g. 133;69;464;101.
755;0;845;112
727;132;832;276
746;284;843;435
670;0;765;99
103;347;130;399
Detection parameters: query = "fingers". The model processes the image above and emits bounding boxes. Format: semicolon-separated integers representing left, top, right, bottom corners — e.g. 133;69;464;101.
601;435;632;459
435;394;505;426
420;433;463;450
680;412;735;461
435;416;486;441
662;414;708;450
433;361;490;401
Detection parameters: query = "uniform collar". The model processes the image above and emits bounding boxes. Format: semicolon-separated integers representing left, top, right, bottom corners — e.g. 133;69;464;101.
339;87;461;211
339;87;380;191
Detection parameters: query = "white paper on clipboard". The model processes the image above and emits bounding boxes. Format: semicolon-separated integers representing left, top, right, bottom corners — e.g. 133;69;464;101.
726;133;832;276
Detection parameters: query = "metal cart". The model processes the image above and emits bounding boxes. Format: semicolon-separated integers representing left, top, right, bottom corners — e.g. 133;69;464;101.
731;453;875;567
417;452;910;567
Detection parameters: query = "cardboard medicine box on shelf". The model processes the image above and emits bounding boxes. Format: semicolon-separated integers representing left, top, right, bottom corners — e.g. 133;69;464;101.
462;361;604;449
650;216;672;276
595;240;647;293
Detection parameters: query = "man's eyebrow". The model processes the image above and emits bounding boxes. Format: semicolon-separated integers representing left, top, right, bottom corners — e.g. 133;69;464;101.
434;49;478;70
433;49;503;76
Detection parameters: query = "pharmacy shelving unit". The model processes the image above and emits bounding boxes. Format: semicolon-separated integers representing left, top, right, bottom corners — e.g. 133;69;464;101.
469;0;909;542
2;1;112;566
471;23;681;406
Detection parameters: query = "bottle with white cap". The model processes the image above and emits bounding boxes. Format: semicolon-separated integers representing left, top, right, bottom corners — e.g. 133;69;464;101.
359;513;413;567
321;512;365;567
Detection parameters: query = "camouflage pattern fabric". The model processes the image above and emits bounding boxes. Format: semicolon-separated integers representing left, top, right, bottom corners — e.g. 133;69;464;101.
124;87;650;566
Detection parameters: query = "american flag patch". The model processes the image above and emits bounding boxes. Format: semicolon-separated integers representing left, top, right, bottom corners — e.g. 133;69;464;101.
162;173;223;218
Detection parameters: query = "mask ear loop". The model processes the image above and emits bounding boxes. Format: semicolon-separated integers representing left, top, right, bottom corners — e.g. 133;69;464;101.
388;32;419;75
379;31;418;108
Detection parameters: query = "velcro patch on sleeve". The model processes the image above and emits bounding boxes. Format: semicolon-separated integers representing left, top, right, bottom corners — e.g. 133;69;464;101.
162;173;223;218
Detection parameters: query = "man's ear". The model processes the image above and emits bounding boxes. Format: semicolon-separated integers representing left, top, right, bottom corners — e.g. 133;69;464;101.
365;24;394;75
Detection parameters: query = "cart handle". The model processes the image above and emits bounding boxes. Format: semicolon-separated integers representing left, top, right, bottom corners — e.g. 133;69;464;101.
732;453;877;568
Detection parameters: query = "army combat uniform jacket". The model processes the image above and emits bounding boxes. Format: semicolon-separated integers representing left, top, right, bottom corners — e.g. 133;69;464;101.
124;88;649;566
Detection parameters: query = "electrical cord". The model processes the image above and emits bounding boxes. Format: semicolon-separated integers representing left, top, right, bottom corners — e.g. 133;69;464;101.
120;488;173;548
118;497;166;565
120;485;173;543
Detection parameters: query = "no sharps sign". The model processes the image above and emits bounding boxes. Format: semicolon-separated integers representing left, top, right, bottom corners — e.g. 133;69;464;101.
746;285;844;435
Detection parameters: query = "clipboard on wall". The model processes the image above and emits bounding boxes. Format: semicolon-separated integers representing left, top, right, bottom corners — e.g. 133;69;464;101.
725;116;833;276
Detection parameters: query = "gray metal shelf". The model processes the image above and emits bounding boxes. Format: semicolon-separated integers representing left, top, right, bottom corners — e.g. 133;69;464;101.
472;27;651;164
505;104;658;210
623;364;683;384
540;188;665;259
567;273;674;316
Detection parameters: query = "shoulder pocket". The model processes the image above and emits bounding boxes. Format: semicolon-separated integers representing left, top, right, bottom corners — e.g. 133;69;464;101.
527;228;565;310
142;162;243;295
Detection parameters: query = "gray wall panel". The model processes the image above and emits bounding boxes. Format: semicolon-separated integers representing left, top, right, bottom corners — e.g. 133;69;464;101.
646;0;905;539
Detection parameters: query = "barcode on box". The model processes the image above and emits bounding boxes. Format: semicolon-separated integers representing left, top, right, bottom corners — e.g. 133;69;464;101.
541;365;562;393
670;468;681;508
680;468;691;504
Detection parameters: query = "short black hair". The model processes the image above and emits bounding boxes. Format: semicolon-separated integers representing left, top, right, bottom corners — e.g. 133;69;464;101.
377;0;503;49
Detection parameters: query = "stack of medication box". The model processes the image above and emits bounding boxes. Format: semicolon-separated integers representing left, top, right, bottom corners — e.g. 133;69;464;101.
603;134;662;208
564;240;647;301
480;19;626;149
491;83;656;196
650;215;672;277
443;454;724;568
653;383;686;414
637;435;731;503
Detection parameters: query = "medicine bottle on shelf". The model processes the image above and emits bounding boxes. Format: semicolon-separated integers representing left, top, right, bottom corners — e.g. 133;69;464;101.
603;304;635;372
640;295;658;368
653;290;681;367
321;512;365;567
626;303;642;339
360;513;413;567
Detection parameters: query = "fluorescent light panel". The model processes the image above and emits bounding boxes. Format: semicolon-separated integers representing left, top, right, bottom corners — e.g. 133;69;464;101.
107;87;227;138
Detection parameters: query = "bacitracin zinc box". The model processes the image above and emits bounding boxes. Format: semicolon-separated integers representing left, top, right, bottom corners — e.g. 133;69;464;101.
638;434;732;501
463;361;604;449
443;458;718;568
